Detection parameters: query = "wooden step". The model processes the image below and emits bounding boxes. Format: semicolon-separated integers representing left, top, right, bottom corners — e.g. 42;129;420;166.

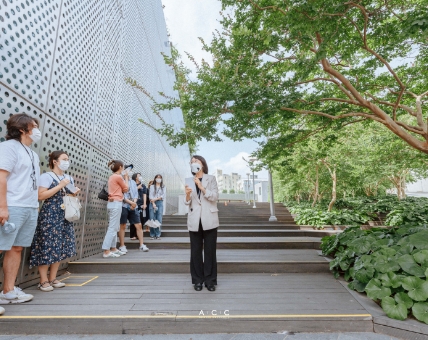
149;224;300;230
119;236;322;250
124;229;338;238
68;249;330;274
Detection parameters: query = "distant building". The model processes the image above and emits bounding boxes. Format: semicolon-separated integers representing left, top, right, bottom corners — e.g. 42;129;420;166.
239;176;269;202
214;169;242;193
403;177;428;198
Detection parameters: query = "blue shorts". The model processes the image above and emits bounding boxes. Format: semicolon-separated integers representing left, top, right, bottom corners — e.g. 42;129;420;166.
0;207;38;251
120;207;141;225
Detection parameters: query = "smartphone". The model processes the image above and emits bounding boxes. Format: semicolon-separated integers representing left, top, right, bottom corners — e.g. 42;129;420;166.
66;182;79;194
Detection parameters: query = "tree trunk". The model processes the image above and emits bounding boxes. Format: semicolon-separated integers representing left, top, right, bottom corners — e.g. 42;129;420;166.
312;165;319;207
328;166;337;212
401;176;406;199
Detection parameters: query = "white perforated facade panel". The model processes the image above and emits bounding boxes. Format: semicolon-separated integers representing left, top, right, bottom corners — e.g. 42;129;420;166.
0;0;189;287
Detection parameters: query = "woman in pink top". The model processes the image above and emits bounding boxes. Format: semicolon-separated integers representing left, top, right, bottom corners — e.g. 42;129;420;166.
101;160;129;258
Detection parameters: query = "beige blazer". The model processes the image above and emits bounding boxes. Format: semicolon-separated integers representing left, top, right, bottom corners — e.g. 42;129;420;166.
184;174;219;231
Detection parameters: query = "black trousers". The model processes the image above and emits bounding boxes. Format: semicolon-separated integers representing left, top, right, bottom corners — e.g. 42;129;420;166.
129;210;145;238
189;221;218;286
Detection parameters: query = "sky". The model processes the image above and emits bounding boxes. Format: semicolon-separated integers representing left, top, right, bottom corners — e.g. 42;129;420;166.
161;0;268;179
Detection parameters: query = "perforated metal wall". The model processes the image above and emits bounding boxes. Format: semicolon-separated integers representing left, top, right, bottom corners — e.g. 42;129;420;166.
0;0;189;287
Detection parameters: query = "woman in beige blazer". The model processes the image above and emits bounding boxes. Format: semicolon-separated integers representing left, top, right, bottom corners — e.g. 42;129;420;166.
184;155;219;292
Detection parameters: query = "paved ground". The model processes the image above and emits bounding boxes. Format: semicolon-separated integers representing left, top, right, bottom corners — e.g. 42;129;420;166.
0;333;400;339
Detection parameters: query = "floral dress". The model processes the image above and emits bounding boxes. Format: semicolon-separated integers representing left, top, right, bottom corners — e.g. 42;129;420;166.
30;175;76;267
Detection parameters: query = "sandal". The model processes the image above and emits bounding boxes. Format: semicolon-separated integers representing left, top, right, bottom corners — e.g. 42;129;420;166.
38;281;54;292
50;279;66;288
130;237;137;240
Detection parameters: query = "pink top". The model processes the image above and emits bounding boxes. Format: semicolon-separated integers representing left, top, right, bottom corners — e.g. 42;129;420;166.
108;174;128;201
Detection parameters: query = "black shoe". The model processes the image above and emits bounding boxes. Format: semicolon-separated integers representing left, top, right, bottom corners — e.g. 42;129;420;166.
206;285;216;292
194;283;203;291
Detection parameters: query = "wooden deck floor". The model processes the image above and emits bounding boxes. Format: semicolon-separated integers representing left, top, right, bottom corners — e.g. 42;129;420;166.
0;273;373;334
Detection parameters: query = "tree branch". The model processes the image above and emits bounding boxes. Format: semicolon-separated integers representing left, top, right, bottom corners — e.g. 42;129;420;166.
345;2;406;90
279;107;385;123
365;93;417;117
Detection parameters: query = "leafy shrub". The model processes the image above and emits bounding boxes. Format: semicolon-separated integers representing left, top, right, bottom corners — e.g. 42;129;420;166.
321;225;428;323
287;196;428;228
289;206;376;229
386;197;428;226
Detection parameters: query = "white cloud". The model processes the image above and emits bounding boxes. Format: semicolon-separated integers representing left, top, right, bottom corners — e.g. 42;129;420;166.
209;152;268;179
161;0;223;72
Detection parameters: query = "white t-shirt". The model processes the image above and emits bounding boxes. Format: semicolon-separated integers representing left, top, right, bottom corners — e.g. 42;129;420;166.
0;139;40;208
39;172;74;189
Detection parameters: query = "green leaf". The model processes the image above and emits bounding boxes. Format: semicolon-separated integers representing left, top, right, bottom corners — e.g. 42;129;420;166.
412;303;428;324
396;243;413;256
348;236;375;254
365;278;391;300
398;254;426;277
379;272;403;288
394;292;413;309
344;269;351;281
355;267;375;284
381;297;408;321
373;255;400;273
413;250;428;266
352;279;367;293
402;276;428;301
339;259;350;271
409;231;428;250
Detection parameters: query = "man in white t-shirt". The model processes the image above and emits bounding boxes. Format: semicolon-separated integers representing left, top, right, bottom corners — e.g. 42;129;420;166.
0;113;41;311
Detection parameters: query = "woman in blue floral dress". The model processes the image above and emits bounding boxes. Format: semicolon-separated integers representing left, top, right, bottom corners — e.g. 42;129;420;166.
30;150;80;292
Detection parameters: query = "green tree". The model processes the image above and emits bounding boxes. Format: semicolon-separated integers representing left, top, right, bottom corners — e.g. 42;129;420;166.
127;0;428;155
274;121;428;208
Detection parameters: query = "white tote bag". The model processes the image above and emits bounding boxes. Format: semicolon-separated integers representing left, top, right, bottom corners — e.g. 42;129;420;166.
63;195;82;222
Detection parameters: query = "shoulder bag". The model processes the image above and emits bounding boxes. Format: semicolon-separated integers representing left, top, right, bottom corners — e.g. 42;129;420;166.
49;172;82;222
98;183;109;201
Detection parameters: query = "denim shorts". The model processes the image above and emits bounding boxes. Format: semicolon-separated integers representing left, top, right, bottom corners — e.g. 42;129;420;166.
120;207;141;225
0;207;38;251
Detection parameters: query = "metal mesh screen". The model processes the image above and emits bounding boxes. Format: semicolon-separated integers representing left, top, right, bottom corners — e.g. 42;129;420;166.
0;0;189;287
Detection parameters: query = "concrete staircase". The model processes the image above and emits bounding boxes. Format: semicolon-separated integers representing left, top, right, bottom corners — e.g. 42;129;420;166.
68;202;336;274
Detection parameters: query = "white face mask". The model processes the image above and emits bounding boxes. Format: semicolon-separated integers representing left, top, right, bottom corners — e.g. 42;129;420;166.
156;178;162;184
58;160;70;171
139;176;143;183
29;128;42;143
191;163;202;175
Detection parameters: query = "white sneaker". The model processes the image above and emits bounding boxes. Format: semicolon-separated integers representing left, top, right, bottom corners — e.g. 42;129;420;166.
119;246;128;254
50;280;66;288
112;250;126;256
0;287;34;304
37;282;54;292
139;244;149;252
103;252;120;258
0;306;4;315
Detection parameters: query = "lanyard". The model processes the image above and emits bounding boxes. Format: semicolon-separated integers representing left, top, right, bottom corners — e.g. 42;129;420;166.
19;142;37;191
51;171;67;196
